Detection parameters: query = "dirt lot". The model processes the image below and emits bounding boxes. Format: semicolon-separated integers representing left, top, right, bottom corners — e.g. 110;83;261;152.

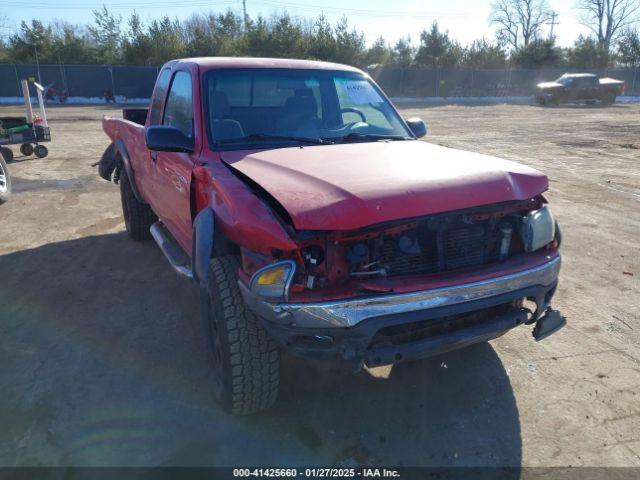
0;103;638;468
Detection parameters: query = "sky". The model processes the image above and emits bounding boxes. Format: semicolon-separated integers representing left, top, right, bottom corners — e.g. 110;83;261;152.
0;0;591;47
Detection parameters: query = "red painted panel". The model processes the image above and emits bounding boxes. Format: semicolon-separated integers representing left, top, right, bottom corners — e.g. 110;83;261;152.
222;140;549;231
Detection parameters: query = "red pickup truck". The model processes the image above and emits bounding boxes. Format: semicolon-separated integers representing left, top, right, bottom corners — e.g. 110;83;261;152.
99;57;563;415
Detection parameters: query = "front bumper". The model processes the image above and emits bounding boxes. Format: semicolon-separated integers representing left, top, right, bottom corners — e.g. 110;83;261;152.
239;256;561;366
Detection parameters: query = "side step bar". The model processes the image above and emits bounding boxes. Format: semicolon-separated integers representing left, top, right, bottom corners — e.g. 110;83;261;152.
150;222;193;279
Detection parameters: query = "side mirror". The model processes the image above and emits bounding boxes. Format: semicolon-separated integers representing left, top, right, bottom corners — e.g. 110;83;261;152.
146;125;194;153
406;117;427;138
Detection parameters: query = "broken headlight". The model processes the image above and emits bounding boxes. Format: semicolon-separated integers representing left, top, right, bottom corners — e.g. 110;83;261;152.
519;205;556;252
249;260;296;301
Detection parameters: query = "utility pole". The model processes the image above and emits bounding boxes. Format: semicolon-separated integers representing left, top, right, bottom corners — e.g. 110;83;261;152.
242;0;248;29
547;12;558;39
34;46;42;85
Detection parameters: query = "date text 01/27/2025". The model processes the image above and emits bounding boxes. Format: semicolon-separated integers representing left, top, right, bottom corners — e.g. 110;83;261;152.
232;468;401;478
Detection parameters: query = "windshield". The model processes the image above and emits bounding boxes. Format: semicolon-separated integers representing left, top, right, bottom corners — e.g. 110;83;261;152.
555;75;573;85
204;68;412;149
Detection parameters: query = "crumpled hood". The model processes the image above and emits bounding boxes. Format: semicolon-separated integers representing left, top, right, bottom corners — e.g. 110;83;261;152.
537;81;563;89
222;140;548;231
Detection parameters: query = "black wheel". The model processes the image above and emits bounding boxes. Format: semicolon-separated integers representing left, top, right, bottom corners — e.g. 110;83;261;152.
34;145;48;158
20;143;34;156
119;168;156;241
0;147;13;163
201;256;280;415
602;94;615;106
0;152;11;204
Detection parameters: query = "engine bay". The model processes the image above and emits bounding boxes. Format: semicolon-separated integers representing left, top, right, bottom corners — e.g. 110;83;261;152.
294;197;547;292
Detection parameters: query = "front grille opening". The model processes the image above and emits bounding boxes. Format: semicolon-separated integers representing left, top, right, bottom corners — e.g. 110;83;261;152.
346;206;526;279
368;303;515;350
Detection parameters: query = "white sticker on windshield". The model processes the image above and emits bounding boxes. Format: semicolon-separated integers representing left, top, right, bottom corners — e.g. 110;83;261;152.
338;79;383;104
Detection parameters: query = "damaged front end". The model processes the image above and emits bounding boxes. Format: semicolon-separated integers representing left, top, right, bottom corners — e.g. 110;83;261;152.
237;196;563;366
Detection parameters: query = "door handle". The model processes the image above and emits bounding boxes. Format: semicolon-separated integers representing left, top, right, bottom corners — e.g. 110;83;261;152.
150;151;158;163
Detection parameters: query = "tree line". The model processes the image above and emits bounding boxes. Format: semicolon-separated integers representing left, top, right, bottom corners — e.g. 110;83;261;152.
0;0;639;69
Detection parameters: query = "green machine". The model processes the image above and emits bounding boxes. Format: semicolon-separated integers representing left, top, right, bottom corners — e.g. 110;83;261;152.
0;80;51;162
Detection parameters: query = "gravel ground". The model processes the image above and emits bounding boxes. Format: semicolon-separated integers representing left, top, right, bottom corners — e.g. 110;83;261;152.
0;103;638;468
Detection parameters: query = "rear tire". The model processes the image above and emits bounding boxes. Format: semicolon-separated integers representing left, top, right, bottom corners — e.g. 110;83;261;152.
119;168;156;241
34;145;48;158
0;152;11;204
602;94;615;106
201;256;280;415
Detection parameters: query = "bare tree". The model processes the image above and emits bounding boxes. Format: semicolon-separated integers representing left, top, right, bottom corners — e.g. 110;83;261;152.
490;0;556;49
577;0;640;51
0;14;9;47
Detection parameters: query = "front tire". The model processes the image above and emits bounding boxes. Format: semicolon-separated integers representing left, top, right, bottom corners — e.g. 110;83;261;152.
0;153;11;204
201;256;280;415
119;168;156;241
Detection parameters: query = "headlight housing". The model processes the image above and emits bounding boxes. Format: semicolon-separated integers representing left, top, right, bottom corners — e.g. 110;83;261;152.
249;260;296;301
519;205;556;252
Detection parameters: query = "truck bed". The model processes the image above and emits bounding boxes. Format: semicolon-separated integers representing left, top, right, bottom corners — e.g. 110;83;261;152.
599;77;625;86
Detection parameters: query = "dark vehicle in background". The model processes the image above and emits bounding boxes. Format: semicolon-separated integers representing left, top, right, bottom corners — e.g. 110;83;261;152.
0;150;11;204
535;73;624;106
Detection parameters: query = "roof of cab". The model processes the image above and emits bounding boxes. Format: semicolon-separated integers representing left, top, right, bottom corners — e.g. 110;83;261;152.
165;57;364;73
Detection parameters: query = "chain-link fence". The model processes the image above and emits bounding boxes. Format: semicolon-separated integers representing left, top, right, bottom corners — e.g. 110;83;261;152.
0;64;160;100
1;63;638;101
369;67;640;98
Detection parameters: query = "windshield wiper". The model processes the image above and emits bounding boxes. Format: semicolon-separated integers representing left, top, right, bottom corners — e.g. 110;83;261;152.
217;134;333;146
332;132;412;142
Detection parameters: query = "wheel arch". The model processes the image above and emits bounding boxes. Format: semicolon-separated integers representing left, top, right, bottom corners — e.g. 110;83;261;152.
113;139;146;204
191;207;239;284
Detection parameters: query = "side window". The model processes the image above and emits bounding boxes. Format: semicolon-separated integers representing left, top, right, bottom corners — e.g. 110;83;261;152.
148;69;172;125
163;71;194;138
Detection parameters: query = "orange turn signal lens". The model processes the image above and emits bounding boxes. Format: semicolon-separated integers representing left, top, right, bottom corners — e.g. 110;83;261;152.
256;267;287;285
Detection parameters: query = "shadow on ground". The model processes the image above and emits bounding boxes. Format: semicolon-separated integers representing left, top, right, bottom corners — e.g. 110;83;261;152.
0;233;521;469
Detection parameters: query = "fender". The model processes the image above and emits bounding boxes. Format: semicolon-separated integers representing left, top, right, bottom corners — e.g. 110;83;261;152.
114;139;146;204
98;143;118;182
191;207;214;284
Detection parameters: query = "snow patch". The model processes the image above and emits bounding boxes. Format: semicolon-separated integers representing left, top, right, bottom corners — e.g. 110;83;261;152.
391;96;532;105
1;95;639;106
0;96;149;105
391;95;640;105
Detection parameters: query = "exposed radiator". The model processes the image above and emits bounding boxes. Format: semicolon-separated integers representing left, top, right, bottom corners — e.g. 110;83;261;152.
377;218;501;276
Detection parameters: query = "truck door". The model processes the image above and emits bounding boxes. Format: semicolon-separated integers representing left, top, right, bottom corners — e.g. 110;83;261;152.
583;76;599;100
152;70;196;251
565;77;578;101
126;68;171;202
